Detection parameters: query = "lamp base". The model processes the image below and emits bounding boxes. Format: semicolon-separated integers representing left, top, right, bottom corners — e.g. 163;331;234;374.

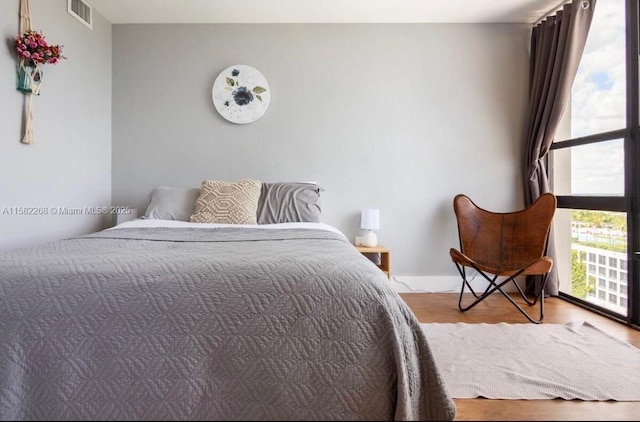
361;230;378;247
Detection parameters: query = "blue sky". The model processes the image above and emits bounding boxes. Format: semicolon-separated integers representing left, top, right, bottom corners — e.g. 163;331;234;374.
570;0;625;195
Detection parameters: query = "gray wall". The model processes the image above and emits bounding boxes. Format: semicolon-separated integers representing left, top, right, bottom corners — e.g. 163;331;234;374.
0;0;112;251
112;23;530;277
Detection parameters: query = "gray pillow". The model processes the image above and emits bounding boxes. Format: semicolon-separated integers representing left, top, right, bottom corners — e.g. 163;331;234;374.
143;186;200;221
257;182;323;224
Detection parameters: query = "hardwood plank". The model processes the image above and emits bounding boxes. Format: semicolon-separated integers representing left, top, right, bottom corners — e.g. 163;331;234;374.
401;293;640;421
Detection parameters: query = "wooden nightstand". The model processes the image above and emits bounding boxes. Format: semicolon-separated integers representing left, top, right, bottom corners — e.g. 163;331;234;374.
356;245;391;280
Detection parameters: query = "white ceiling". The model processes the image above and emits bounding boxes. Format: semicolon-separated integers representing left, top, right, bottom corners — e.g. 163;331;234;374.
89;0;565;24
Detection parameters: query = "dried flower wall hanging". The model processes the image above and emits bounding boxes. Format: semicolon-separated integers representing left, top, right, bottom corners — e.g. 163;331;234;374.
15;31;66;93
16;0;67;145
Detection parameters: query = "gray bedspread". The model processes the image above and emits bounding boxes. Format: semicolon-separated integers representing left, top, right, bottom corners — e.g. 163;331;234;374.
0;227;455;421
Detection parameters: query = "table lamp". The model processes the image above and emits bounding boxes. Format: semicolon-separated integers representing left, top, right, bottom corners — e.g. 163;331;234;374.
360;208;380;247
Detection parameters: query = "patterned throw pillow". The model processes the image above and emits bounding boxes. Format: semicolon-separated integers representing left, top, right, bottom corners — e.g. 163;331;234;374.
190;179;261;224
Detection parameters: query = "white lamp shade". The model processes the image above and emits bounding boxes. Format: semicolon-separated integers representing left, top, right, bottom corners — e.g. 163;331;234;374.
360;208;380;230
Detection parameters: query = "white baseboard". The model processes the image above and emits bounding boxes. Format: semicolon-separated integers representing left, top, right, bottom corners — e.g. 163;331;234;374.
391;275;522;293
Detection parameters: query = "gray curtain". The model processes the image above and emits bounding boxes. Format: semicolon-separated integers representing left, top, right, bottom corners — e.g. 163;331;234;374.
523;0;596;296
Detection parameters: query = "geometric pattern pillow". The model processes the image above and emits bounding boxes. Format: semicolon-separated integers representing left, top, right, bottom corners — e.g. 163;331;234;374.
190;179;261;224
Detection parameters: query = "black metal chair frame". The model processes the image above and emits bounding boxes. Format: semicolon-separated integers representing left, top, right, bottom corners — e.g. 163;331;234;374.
453;259;550;324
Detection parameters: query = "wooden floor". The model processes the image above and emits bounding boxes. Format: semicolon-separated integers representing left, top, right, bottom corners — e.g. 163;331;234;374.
400;293;640;421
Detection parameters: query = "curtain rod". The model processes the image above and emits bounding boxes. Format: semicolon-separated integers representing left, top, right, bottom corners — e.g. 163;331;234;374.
533;0;574;26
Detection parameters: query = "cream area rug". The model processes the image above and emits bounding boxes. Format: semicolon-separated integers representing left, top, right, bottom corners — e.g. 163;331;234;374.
421;322;640;401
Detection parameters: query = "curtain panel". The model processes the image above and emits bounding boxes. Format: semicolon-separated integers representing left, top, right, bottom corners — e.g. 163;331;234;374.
522;0;596;296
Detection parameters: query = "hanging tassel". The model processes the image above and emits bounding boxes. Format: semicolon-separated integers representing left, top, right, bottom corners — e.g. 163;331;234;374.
19;57;40;145
21;93;35;145
20;0;32;33
19;0;34;145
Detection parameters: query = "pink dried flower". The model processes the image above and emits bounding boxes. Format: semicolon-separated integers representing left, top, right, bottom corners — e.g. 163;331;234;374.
14;30;66;65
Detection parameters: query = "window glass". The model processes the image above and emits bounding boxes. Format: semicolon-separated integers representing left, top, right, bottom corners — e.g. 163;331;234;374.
558;209;627;316
568;0;626;139
553;140;624;195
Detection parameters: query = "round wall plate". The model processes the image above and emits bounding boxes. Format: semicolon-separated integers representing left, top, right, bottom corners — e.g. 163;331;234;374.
212;65;271;124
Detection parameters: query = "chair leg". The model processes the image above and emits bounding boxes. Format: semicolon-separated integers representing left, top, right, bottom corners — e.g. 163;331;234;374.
455;262;495;310
499;284;545;324
456;264;549;324
458;268;510;313
455;263;491;299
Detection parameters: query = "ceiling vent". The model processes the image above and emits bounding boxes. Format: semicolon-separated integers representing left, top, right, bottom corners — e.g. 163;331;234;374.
68;0;93;29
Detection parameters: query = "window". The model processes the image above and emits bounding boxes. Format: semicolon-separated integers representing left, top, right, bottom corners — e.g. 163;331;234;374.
621;284;627;295
620;297;628;308
554;0;637;323
599;278;607;288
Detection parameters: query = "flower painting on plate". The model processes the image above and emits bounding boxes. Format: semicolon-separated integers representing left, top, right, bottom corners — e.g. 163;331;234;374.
212;65;271;124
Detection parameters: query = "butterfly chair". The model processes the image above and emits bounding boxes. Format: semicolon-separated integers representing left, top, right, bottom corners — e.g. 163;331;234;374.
449;193;557;324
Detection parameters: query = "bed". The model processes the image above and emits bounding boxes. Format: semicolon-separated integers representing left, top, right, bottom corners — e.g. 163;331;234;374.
0;183;456;421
